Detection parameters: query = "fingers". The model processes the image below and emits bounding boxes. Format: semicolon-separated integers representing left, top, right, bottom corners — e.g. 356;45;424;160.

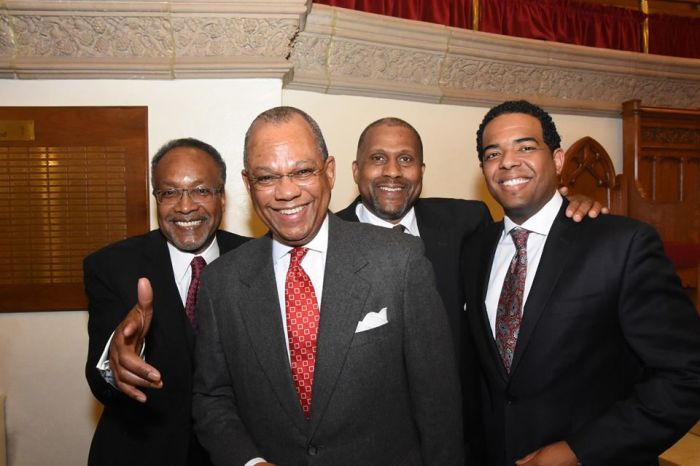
515;449;540;465
515;442;579;466
109;346;163;402
109;277;161;402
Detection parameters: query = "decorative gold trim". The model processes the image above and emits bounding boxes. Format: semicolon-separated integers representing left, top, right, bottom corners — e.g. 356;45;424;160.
472;0;480;31
641;0;649;53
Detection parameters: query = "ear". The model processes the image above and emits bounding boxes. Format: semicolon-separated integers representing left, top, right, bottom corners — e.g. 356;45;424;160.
241;169;252;195
325;156;336;189
553;148;565;175
351;160;360;184
219;186;226;210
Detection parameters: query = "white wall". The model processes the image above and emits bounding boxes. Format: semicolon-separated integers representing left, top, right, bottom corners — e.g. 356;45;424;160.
0;82;623;466
283;90;623;218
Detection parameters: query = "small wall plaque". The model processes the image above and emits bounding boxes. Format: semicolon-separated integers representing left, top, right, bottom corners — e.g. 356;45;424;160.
0;120;35;141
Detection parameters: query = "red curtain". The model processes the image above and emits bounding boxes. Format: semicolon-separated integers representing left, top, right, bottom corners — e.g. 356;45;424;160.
313;0;472;29
479;0;643;52
649;14;700;59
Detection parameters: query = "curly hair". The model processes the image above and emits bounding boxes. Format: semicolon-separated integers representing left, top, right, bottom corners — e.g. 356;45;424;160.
476;100;561;161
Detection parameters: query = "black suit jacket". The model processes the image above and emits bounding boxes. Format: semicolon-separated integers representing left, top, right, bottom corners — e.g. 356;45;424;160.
461;202;700;466
192;215;464;465
84;229;248;466
336;196;492;357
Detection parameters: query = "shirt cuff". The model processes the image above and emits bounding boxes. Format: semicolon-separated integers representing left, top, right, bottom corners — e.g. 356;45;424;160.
96;331;146;387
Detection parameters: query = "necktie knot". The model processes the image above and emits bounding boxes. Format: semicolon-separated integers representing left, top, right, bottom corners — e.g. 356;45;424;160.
393;224;406;232
510;228;530;251
289;247;308;267
191;256;207;277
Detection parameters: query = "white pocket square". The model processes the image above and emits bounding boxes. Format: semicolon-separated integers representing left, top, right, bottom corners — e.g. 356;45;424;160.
355;307;388;333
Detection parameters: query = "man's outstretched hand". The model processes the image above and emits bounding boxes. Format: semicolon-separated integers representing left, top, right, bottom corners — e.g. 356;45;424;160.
109;277;163;402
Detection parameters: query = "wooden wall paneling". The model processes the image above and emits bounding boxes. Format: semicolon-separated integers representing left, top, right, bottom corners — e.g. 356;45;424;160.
0;107;149;311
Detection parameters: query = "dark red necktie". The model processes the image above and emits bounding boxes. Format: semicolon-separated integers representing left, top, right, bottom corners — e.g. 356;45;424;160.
495;228;530;372
184;256;206;330
285;247;320;419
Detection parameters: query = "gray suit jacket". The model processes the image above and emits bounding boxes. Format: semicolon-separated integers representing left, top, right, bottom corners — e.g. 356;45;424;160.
192;214;464;466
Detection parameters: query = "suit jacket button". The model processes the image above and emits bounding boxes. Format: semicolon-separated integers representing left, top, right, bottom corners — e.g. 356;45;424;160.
307;445;318;456
505;394;517;404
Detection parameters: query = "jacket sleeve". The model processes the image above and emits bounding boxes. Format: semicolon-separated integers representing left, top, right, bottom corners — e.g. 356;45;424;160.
567;223;700;464
84;253;138;408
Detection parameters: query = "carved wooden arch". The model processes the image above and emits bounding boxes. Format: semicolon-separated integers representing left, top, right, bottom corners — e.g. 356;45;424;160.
559;136;627;214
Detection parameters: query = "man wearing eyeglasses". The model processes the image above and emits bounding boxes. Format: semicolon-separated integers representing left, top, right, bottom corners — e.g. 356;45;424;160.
84;138;248;466
191;106;463;465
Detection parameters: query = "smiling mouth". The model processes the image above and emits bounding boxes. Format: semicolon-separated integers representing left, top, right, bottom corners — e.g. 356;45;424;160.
277;205;306;215
500;177;529;187
377;185;405;193
174;219;205;228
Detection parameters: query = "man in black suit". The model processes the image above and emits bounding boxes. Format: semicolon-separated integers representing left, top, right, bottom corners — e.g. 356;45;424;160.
84;138;248;465
192;106;463;465
462;100;700;465
335;117;490;357
336;117;602;358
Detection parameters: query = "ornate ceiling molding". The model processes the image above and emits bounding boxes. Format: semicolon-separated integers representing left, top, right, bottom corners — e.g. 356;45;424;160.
288;5;700;116
1;2;699;116
0;0;308;79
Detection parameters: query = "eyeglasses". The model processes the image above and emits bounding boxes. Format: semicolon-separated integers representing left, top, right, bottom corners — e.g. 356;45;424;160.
152;186;223;204
245;167;324;190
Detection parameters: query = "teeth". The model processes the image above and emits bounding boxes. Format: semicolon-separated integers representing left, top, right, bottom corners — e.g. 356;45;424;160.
379;186;402;192
279;206;305;215
501;178;528;187
175;220;203;227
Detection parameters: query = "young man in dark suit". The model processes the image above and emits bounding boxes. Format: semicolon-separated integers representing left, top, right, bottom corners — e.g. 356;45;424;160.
192;107;463;465
462;100;700;466
84;138;248;465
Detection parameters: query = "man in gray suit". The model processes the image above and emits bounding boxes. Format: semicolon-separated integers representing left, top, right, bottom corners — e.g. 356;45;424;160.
192;106;464;465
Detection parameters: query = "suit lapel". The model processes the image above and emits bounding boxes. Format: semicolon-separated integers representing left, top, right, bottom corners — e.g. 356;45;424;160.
474;222;511;382
236;237;308;434
510;205;574;375
142;231;194;350
308;215;370;437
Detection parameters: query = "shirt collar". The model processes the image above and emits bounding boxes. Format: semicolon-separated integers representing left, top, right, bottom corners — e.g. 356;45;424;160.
272;214;330;265
355;201;419;236
167;235;220;282
503;190;562;238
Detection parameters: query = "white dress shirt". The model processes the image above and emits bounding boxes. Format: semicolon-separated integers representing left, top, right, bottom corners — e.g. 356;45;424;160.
484;191;562;336
167;238;220;305
355;202;420;237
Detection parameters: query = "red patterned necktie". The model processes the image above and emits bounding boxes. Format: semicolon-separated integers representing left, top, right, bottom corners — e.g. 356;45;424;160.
495;228;530;372
184;256;206;330
285;247;320;419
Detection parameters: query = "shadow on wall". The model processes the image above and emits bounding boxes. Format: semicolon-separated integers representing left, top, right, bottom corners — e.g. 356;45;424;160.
474;177;504;222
